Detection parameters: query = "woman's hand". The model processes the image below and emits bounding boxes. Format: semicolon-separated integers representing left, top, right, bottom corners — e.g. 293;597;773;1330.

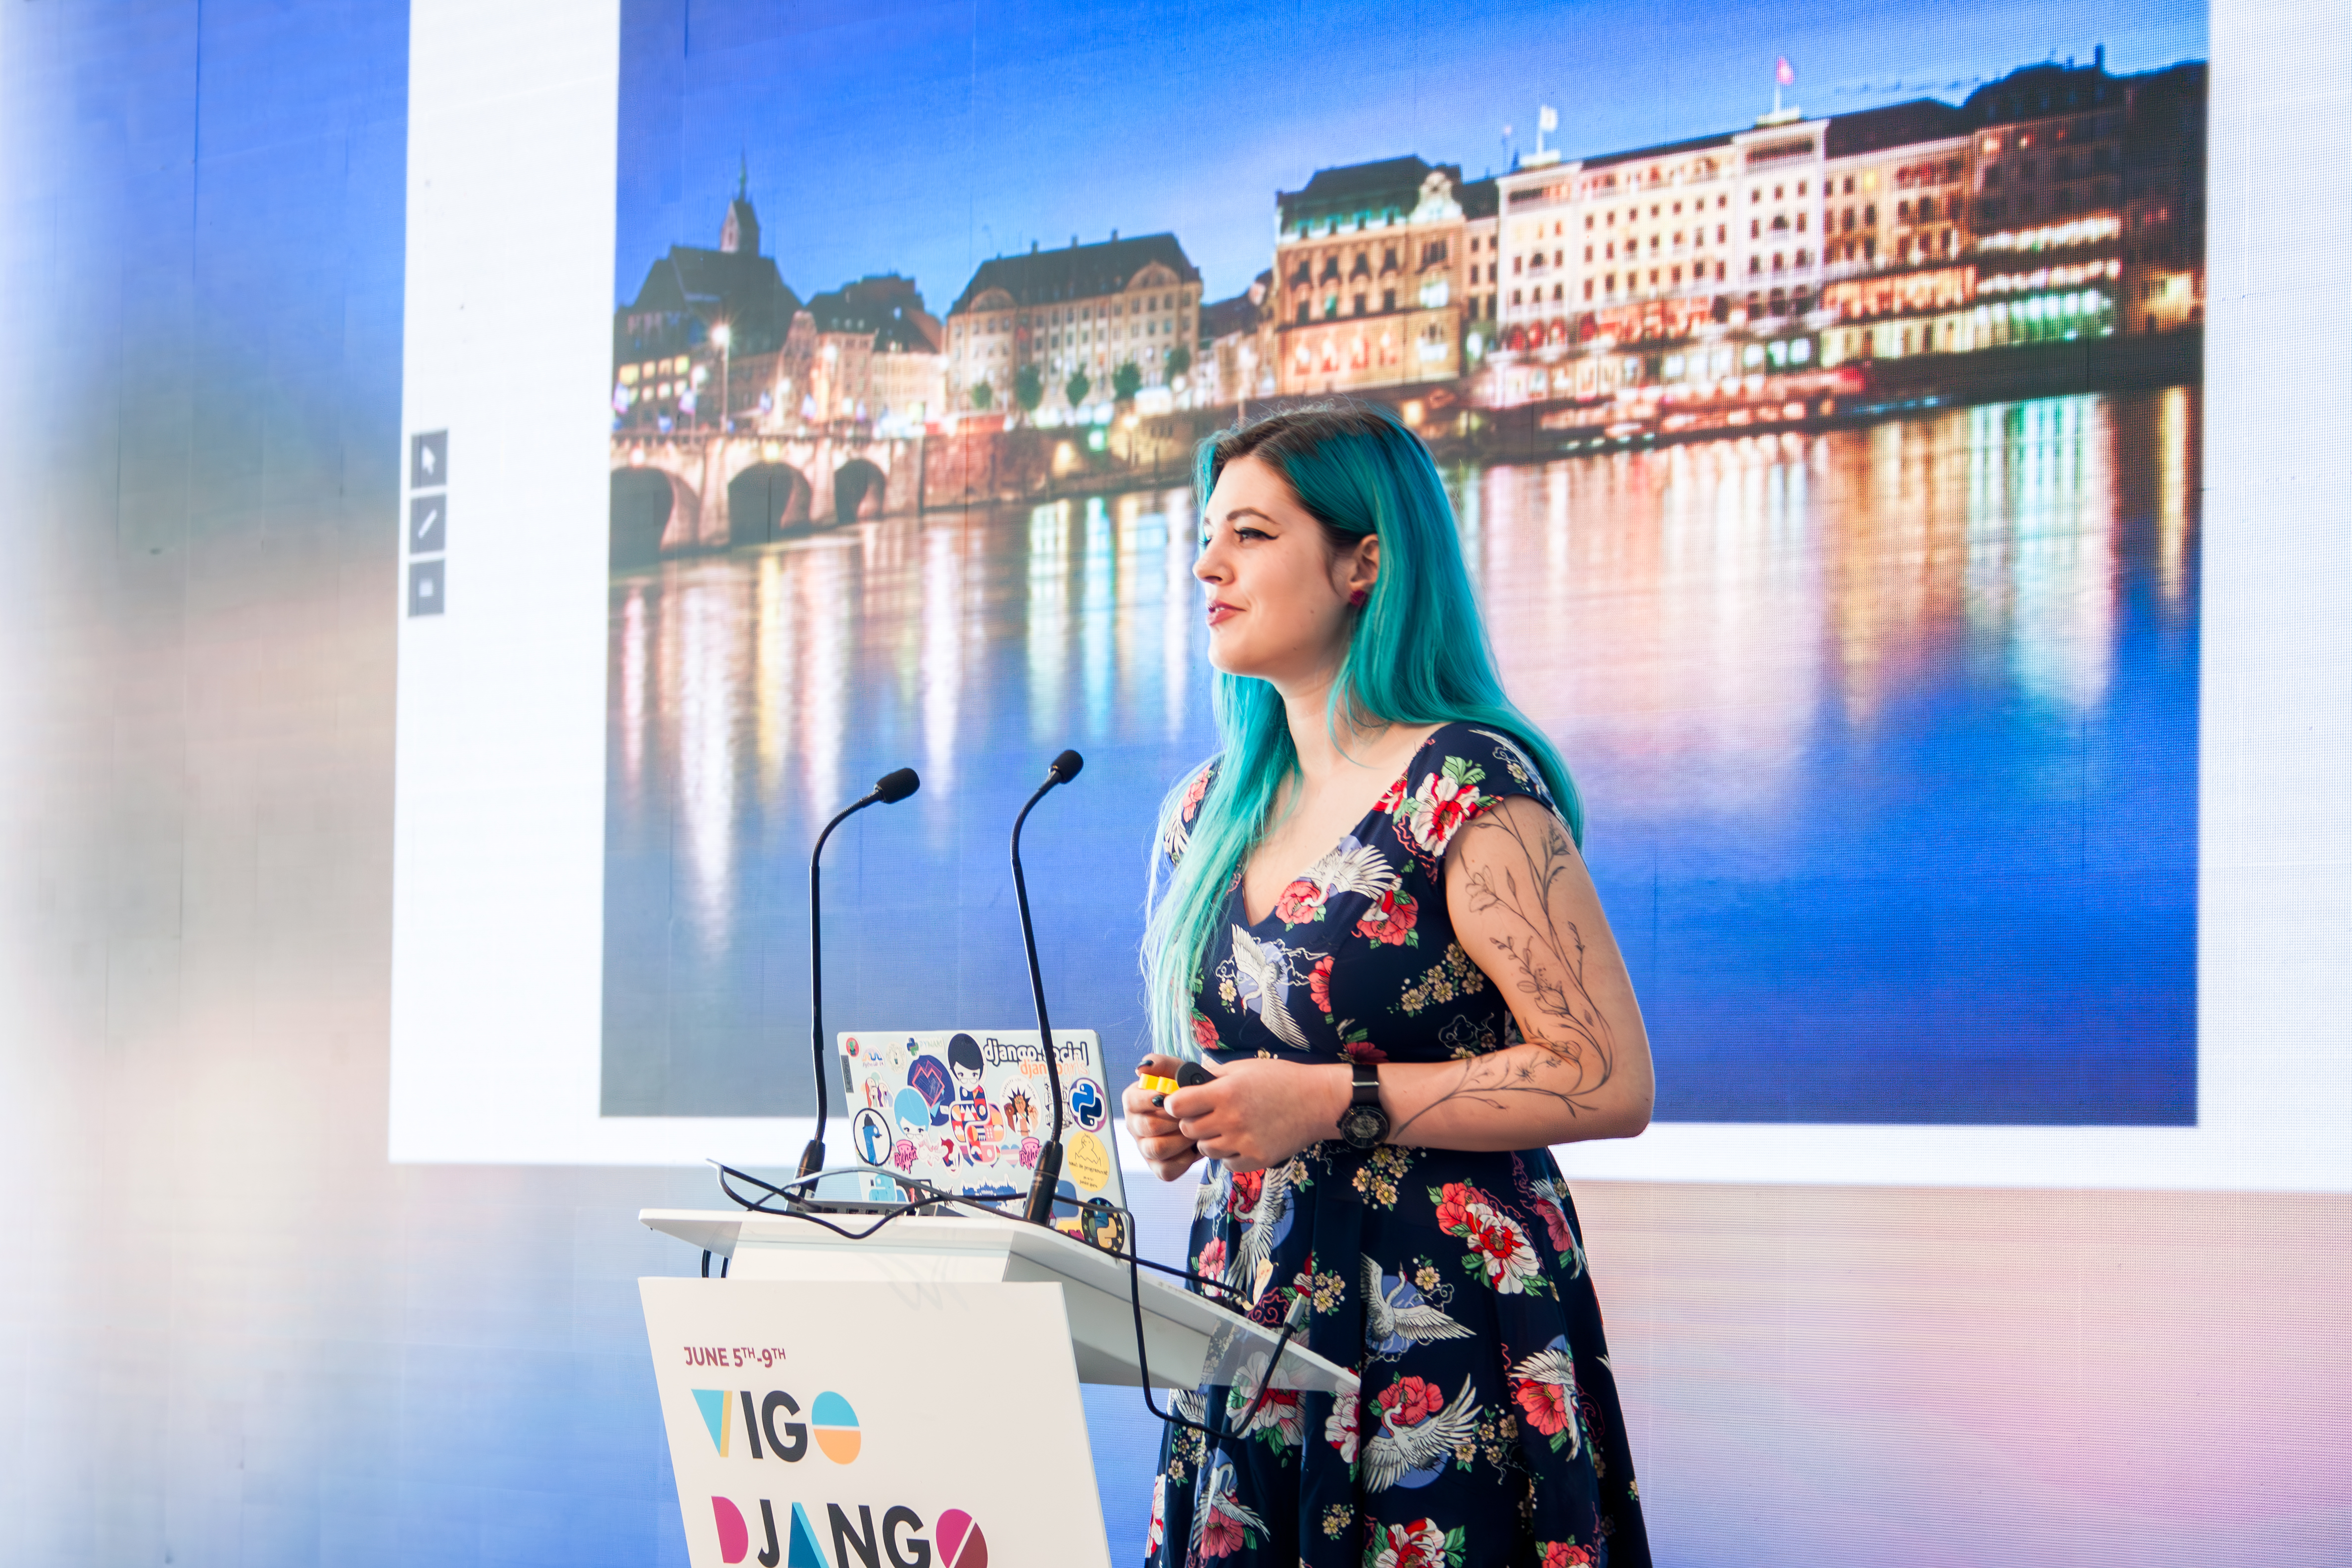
1124;1055;1203;1182
1164;1055;1350;1174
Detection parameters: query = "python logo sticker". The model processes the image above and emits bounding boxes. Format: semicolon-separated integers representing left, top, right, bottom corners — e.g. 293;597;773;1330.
811;1390;861;1463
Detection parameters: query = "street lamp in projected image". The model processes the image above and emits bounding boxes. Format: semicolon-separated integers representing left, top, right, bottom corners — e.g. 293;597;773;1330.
711;321;733;436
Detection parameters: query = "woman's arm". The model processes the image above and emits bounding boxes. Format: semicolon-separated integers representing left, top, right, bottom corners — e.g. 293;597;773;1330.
1165;794;1652;1169
1385;792;1653;1147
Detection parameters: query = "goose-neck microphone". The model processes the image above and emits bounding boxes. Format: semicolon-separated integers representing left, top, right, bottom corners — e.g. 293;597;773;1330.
798;766;921;1184
1013;749;1082;1226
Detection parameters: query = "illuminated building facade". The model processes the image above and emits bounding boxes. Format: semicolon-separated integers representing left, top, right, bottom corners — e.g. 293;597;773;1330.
785;275;945;430
1461;177;1500;351
1197;275;1272;407
2119;62;2207;334
1273;157;1474;396
1478;52;2202;405
945;234;1203;418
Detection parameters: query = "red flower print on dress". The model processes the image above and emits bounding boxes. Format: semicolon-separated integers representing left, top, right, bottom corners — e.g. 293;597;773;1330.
1355;886;1420;947
1164;765;1216;863
1307;954;1335;1017
1191;1010;1222;1052
1539;1544;1593;1567
1374;774;1410;815
1514;1376;1571;1438
1199;1505;1248;1559
1274;877;1326;926
1197;1235;1228;1281
1369;1518;1463;1568
1395;756;1496;859
1179;766;1211;823
1535;1195;1575;1255
1431;1181;1544;1293
1232;1384;1303;1452
1324;1398;1359;1463
1374;1374;1443;1428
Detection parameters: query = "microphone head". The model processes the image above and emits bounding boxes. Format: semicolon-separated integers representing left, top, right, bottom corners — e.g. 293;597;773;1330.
1048;749;1084;784
872;767;921;804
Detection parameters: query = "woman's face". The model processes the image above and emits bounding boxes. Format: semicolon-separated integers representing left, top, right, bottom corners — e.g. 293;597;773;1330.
1195;455;1377;690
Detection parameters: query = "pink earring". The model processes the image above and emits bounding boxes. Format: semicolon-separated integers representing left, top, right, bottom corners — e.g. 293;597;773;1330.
1348;588;1369;608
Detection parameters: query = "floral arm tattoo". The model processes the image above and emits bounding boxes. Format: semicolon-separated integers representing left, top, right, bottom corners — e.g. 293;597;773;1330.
1391;805;1619;1138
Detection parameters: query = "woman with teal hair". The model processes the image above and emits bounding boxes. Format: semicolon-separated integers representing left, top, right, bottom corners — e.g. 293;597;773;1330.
1123;403;1653;1567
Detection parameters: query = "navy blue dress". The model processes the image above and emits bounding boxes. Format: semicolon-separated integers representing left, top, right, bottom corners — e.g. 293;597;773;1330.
1146;723;1648;1568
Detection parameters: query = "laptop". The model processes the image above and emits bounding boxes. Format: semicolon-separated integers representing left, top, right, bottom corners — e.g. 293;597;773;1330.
838;1029;1129;1251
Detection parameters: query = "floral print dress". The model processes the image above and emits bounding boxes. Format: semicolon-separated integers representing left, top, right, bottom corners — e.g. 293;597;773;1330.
1146;723;1648;1568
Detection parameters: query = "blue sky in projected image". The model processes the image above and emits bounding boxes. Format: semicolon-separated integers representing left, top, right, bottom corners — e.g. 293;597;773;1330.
616;0;2207;311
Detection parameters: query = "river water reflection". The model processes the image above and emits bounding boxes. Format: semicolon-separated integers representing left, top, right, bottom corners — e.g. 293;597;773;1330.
603;388;2198;1122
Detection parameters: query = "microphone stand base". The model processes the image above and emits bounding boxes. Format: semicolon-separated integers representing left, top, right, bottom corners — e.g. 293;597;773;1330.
793;1138;826;1206
1021;1143;1065;1228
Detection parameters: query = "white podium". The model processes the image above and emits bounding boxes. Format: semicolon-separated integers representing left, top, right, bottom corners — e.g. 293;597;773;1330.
639;1204;1356;1568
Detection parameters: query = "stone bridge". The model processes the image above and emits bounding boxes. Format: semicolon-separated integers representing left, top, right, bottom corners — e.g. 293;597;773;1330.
609;431;924;564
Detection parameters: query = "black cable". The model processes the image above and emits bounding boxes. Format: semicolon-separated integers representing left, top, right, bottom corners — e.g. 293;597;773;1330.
703;1163;1304;1440
1087;1192;1309;1442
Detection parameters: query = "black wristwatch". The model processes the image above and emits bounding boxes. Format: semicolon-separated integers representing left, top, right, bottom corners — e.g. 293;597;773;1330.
1337;1060;1389;1149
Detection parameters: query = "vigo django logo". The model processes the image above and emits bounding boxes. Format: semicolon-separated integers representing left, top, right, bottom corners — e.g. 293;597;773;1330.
708;1497;987;1568
693;1387;858;1464
689;1385;986;1567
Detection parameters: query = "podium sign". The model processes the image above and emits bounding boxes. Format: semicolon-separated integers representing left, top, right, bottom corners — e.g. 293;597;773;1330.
642;1277;1113;1568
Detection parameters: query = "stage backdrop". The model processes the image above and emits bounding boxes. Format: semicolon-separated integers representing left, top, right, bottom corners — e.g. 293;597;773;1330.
596;0;2204;1132
5;0;2352;1566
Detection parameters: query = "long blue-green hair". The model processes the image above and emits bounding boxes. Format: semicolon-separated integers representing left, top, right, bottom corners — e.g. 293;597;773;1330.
1142;402;1582;1060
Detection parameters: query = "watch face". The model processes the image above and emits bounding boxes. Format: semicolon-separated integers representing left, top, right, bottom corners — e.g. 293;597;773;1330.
1340;1105;1386;1146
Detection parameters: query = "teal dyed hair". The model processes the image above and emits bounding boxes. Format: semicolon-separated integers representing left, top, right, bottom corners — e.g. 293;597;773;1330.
1142;402;1582;1060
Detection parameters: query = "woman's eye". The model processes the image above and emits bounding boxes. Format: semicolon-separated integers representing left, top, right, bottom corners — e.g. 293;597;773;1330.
1234;526;1269;541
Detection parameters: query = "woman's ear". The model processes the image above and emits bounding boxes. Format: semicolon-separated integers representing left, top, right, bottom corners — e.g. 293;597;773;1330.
1345;533;1380;599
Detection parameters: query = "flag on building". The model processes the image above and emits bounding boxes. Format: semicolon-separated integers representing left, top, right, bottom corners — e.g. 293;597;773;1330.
1775;55;1796;86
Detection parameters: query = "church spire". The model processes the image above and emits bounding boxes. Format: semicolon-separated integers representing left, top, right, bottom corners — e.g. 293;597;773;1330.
720;155;760;256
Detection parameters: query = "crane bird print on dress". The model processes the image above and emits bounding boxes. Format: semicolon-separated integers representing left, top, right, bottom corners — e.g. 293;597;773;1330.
1362;1373;1484;1493
1225;926;1315;1051
1362;1256;1475;1356
1226;1162;1296;1291
1191;1161;1298;1295
1299;835;1401;902
1190;1454;1270;1558
1507;1343;1584;1460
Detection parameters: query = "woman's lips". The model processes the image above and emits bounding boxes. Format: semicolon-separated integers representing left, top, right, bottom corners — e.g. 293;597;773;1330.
1206;601;1239;627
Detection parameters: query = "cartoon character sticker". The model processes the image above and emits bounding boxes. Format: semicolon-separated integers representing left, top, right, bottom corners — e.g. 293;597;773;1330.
945;1032;1004;1167
890;1087;934;1173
